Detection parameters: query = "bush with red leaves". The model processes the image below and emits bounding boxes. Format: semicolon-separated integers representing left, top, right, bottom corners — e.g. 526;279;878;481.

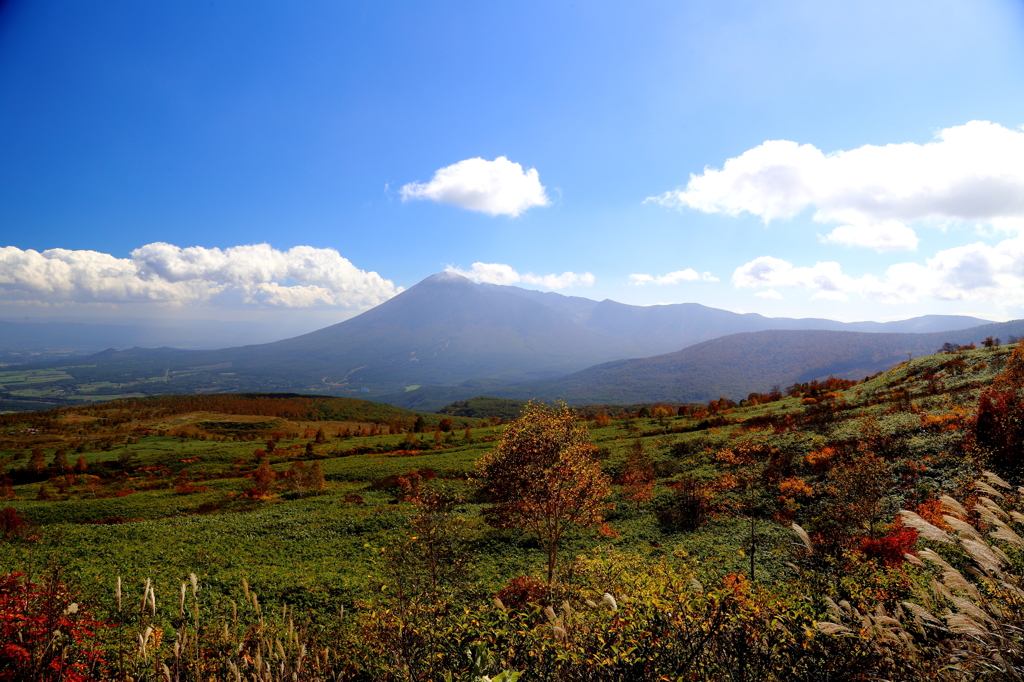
860;525;919;567
495;575;547;611
0;571;108;681
970;388;1024;476
0;508;29;540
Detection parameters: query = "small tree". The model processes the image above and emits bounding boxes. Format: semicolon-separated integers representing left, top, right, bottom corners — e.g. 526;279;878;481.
618;439;654;503
476;402;611;584
252;459;275;498
27;448;46;476
49;449;70;477
308;461;326;492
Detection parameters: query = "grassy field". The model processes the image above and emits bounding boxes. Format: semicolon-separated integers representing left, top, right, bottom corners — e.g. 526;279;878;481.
0;345;1017;679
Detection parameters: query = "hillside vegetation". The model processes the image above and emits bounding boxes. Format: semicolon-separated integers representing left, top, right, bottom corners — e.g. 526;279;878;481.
2;343;1024;679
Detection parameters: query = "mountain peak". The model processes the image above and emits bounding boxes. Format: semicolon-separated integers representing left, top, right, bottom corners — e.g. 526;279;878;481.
423;270;473;285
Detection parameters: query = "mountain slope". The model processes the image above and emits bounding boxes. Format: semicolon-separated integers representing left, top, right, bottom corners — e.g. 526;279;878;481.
481;321;1024;405
378;321;1024;410
10;272;1002;405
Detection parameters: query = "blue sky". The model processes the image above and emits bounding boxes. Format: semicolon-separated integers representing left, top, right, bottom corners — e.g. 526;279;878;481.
2;0;1024;329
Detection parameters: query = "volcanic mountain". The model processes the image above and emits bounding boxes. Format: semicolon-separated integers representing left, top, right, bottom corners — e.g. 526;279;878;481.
14;271;1002;400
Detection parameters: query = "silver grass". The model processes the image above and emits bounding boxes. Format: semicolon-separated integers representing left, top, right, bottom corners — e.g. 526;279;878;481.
982;470;1012;489
601;593;618;612
961;538;1005;572
815;621;854;636
940;494;970;519
951;597;994;624
690;577;704;593
899;510;954;543
977;496;1009;520
946;613;990;637
792;522;813;553
990;525;1024;549
976;480;1005;499
544;605;556;622
901;601;942;625
945;516;984;541
904;553;925;567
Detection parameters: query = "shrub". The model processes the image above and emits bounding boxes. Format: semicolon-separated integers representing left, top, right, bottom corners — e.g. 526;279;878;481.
657;477;714;531
495;575;547;611
0;571;108;681
0;507;29;540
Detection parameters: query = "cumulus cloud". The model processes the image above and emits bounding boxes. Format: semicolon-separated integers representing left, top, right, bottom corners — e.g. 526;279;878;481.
446;262;594;289
628;269;719;285
822;220;919;251
649;121;1024;252
401;156;551;217
0;243;400;309
754;289;783;299
732;235;1024;308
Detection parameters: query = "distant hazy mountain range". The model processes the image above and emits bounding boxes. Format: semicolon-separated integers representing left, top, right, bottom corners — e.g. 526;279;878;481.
6;271;1020;410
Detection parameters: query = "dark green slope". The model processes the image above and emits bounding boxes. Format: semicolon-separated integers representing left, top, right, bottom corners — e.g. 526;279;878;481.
404;322;1024;407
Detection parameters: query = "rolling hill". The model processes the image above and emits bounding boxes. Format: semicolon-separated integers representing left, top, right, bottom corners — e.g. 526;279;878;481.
382;322;1024;410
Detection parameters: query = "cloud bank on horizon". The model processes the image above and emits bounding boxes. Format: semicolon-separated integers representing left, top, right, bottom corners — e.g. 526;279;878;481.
0;243;400;309
732;235;1024;306
649;121;1024;253
400;156;551;217
445;262;594;289
629;270;719;285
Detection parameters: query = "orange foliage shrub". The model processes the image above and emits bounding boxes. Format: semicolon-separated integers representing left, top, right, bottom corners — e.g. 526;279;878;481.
778;476;814;499
913;496;951;530
805;447;836;474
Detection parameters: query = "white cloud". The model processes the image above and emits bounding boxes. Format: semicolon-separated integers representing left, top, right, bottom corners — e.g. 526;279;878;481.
754;289;783;299
0;243;400;309
401;156;551;217
733;256;852;292
822;220;919;252
629;269;719;285
447;262;593;289
649;121;1024;252
732;235;1024;308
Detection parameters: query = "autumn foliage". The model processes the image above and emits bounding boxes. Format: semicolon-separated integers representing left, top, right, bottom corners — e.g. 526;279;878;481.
0;572;107;681
476;402;612;583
